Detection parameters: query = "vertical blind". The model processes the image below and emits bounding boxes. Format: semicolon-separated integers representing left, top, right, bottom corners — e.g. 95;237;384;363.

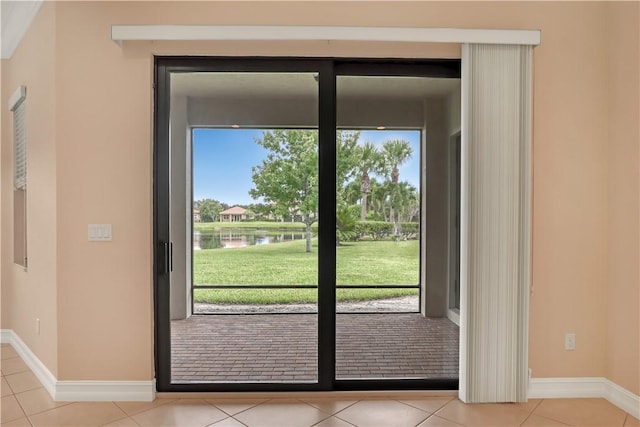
460;44;533;403
12;95;26;190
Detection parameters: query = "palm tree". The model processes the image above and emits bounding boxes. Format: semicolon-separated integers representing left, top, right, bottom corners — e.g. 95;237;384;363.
382;139;413;184
367;178;387;221
393;182;419;223
336;205;358;245
342;180;361;207
382;140;413;234
355;143;383;221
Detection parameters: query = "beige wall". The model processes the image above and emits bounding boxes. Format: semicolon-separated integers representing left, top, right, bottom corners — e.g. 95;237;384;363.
53;1;155;380
1;2;59;376
528;2;610;381
605;2;640;395
0;1;637;392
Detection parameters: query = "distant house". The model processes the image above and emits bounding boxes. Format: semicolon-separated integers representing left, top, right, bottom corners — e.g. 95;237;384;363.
193;209;201;223
219;206;248;222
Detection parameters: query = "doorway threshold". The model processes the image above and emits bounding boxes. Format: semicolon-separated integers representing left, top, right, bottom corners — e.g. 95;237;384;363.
157;390;458;400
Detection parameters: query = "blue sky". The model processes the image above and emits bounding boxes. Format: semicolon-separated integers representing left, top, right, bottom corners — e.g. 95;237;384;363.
193;128;421;205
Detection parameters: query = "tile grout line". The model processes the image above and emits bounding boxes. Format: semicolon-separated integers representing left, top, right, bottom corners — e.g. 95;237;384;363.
95;404;139;427
529;399;577;427
227;415;249;427
17;387;76;419
413;411;432;427
429;398;461;425
1;352;29;426
393;396;454;414
314;412;357;427
391;398;436;425
317;397;360;421
518;397;546;426
4;375;16;395
303;396;360;418
204;398;261;425
312;405;357;427
11;386;31;424
311;411;341;427
333;414;357;427
217;401;264;418
113;397;178;417
519;411;535;426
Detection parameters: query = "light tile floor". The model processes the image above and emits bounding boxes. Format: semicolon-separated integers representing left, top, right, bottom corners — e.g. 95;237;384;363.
2;344;639;427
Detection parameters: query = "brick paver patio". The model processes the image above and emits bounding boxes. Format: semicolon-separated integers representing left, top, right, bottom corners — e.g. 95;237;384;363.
171;313;458;383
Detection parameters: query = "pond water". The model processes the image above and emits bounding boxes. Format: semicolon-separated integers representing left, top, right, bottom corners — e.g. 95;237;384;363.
193;229;306;250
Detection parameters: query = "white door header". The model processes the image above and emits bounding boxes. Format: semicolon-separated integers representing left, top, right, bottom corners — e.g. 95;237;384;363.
111;25;541;47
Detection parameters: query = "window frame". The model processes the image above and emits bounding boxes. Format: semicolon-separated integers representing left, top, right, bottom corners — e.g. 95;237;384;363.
10;86;27;269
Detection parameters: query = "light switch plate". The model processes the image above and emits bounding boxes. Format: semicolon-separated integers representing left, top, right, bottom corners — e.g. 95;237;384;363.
565;333;576;350
88;224;112;241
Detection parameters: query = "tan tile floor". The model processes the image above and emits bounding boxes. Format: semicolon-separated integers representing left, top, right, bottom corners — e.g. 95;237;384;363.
2;343;639;427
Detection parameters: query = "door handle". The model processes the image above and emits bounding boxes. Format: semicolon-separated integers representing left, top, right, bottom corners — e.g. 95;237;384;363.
159;241;173;274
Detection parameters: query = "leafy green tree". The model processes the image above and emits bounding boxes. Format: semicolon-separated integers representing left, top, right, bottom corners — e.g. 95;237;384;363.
382;139;413;185
368;178;392;222
342;180;362;207
382;139;413;234
197;198;224;222
247;203;274;221
250;130;318;253
336;131;360;204
392;181;419;223
354;142;383;221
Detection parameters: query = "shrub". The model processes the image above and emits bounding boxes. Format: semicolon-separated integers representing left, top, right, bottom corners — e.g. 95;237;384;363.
365;211;384;221
398;222;420;240
355;221;393;240
337;206;359;244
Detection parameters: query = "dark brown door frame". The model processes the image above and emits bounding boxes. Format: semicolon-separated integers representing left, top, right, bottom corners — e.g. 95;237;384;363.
153;56;460;392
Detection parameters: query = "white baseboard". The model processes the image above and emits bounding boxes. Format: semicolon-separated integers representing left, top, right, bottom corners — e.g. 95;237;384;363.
529;377;606;399
2;329;57;398
56;381;156;402
1;329;155;402
1;329;14;343
603;378;640;420
530;377;639;419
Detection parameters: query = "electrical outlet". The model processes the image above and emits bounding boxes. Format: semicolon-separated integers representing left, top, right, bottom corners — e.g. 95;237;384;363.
565;333;576;350
36;318;40;335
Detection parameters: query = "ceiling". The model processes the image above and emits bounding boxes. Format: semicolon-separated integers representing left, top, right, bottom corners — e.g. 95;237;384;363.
1;0;43;59
171;72;459;100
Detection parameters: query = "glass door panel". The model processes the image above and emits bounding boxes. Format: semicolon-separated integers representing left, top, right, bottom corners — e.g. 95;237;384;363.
335;74;459;380
169;72;319;384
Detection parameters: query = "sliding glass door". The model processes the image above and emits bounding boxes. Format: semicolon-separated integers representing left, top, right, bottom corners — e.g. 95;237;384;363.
154;57;460;392
184;73;320;384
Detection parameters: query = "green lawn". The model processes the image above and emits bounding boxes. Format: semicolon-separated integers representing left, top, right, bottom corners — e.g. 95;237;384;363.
194;221;316;231
193;239;419;304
